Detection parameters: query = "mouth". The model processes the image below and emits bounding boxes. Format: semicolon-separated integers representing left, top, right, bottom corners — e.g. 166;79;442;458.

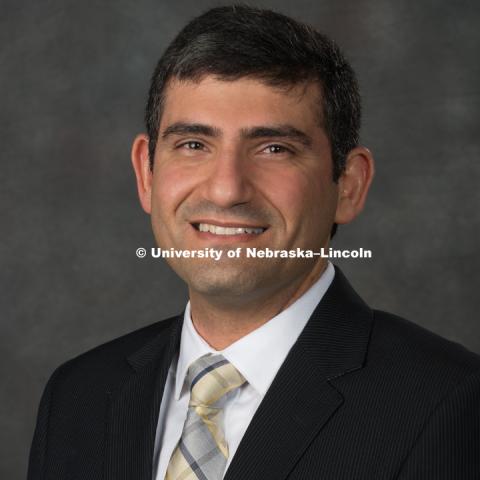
191;222;267;236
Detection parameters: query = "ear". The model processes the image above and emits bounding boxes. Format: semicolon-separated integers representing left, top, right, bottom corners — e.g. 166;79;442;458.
131;134;153;214
334;146;375;225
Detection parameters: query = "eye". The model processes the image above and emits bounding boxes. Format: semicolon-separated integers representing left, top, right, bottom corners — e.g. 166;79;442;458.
262;144;292;154
178;141;205;151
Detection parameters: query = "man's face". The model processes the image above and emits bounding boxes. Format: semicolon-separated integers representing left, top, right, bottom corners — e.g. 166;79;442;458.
147;76;339;303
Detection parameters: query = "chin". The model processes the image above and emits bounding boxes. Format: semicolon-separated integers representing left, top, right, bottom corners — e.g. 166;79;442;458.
181;265;265;299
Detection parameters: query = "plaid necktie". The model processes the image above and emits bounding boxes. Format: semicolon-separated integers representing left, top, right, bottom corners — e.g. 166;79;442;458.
165;354;246;480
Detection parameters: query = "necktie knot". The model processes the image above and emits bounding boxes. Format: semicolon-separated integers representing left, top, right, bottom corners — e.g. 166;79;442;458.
186;354;246;408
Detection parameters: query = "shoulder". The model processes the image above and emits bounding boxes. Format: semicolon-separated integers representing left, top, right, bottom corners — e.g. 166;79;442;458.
47;315;180;394
368;312;480;476
367;309;480;399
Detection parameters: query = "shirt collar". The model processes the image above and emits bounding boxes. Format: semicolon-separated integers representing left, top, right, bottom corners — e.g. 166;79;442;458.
174;261;335;400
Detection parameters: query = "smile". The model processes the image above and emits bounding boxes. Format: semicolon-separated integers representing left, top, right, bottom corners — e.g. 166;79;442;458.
193;223;266;235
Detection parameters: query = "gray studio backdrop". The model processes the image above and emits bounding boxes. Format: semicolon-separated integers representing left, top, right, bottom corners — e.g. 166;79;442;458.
2;0;479;478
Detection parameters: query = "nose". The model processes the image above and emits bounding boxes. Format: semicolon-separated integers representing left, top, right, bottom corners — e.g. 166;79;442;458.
201;148;253;208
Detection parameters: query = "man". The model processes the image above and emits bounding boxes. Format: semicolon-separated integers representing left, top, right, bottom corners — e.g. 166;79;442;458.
28;5;480;480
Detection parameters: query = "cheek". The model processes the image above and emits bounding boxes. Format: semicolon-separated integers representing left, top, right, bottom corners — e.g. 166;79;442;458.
262;167;338;249
151;164;197;218
261;168;329;225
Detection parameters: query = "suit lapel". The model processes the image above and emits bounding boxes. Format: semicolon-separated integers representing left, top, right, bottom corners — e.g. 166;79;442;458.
104;317;182;480
224;267;373;480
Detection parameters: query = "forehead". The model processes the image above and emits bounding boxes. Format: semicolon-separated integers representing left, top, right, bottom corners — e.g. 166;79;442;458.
159;75;323;133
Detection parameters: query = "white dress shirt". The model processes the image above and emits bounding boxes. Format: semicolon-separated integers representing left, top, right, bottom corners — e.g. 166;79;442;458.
152;261;335;480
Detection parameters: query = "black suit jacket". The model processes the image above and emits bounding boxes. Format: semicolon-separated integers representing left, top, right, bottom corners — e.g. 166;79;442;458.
28;267;480;479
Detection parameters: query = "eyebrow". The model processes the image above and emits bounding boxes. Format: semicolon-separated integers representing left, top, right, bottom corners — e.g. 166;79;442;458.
161;122;221;139
241;125;312;147
161;122;312;147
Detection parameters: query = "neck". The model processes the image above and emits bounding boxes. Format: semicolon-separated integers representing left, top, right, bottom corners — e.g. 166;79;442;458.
188;260;327;350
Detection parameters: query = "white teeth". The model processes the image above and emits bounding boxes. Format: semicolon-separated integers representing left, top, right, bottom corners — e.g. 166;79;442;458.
197;223;264;235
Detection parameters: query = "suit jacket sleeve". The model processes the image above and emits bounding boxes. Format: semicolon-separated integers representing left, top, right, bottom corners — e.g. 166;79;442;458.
27;365;65;480
397;370;480;479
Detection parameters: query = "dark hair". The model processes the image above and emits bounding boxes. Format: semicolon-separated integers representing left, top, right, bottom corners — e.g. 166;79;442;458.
145;5;362;237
